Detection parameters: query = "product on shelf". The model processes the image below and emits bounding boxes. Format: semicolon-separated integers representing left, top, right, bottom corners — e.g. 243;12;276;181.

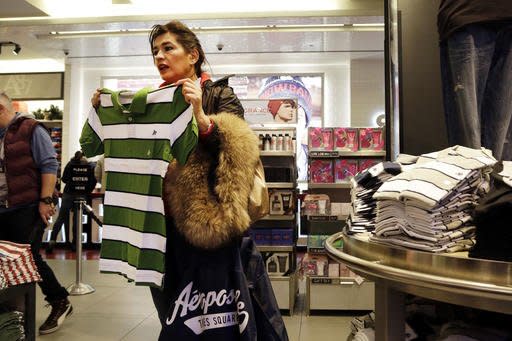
269;190;294;215
333;127;359;151
310;159;334;183
250;229;273;245
330;202;351;217
302;253;328;276
272;229;294;245
308;127;333;150
266;252;290;275
302;194;331;215
328;262;340;277
334;159;358;182
359;127;384;151
339;263;351;277
358;159;381;172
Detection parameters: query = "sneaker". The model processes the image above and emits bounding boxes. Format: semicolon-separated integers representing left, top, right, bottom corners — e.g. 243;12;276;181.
46;240;56;254
39;298;73;335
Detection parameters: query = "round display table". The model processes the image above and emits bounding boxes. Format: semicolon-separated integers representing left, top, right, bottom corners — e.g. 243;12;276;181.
325;232;512;341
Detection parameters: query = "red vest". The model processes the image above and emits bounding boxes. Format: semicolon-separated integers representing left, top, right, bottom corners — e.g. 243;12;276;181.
4;117;41;207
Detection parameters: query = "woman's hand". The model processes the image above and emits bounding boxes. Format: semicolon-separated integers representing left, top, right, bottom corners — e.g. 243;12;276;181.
91;88;101;109
175;78;211;132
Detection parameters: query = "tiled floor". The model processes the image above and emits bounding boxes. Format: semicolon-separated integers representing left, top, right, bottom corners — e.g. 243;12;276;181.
35;249;355;341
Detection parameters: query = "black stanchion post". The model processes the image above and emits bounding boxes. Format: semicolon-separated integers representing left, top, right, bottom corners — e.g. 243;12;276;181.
66;198;95;295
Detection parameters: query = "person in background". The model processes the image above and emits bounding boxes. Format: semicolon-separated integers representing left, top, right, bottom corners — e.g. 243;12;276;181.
47;150;96;253
438;0;512;160
267;99;297;123
0;91;72;335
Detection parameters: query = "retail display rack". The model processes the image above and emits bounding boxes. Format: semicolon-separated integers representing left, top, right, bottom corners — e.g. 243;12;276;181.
250;126;299;314
302;126;385;313
303;235;374;314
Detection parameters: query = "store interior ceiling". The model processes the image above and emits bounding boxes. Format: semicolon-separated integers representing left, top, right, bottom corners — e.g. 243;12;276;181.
0;0;384;66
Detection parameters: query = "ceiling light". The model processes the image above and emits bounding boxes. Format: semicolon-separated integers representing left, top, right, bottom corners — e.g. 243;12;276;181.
0;41;21;56
37;23;384;39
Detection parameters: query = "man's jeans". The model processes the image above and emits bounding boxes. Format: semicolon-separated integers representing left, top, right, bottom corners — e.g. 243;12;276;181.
440;23;512;160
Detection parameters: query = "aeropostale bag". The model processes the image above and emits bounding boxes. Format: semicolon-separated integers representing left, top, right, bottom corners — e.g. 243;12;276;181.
160;232;258;340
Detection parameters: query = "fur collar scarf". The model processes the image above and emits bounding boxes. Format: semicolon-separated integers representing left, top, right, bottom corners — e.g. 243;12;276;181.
164;113;259;250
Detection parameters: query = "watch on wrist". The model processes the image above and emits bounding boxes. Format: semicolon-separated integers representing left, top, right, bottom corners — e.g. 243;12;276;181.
39;196;54;205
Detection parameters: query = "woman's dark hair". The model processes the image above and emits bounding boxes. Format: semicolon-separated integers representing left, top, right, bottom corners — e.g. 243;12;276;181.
149;20;206;78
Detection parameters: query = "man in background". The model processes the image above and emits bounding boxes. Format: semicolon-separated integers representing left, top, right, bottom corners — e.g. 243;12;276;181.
47;150;97;253
0;91;72;335
438;0;512;160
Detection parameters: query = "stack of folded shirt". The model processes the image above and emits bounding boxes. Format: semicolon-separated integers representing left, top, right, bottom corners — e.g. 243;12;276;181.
371;146;496;253
347;162;402;233
0;311;24;341
0;241;41;287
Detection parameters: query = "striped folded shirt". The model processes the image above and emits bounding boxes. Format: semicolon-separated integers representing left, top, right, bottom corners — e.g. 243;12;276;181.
0;241;41;287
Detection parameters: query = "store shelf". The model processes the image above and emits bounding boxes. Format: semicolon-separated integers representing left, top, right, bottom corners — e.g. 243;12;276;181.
256;245;294;252
309;150;386;158
307;182;351;189
267;182;295;189
260;151;295;157
252;125;296;132
305;275;374;314
260;214;295;221
269;272;298;313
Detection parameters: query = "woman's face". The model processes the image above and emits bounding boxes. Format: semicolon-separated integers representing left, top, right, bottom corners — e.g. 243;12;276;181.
275;102;296;122
152;32;197;83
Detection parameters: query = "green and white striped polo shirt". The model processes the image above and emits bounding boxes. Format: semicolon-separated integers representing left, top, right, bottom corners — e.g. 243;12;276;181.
80;85;198;287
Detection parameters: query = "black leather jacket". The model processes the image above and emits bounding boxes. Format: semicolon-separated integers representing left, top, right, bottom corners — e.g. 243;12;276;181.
202;75;244;118
200;75;244;190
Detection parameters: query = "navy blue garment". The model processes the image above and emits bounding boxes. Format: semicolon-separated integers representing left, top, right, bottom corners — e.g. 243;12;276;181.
156;222;258;341
239;237;289;341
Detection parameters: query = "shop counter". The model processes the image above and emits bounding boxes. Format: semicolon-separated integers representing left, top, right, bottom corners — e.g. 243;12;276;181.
305;275;374;315
325;232;512;341
269;272;298;314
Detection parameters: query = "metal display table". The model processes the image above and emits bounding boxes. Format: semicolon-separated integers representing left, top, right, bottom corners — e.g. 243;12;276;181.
325;232;512;341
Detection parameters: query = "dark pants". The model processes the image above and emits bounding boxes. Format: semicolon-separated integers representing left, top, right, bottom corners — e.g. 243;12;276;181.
0;205;69;302
440;23;512;160
50;193;74;243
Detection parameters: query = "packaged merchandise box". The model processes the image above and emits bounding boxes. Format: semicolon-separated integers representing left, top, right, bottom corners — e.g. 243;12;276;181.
333;127;358;151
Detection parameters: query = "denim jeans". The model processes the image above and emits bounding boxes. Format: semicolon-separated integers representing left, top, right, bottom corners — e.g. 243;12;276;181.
0;205;69;302
440;23;512;160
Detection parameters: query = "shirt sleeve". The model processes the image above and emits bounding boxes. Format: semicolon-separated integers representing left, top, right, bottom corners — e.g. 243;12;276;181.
80;107;104;157
31;125;59;175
